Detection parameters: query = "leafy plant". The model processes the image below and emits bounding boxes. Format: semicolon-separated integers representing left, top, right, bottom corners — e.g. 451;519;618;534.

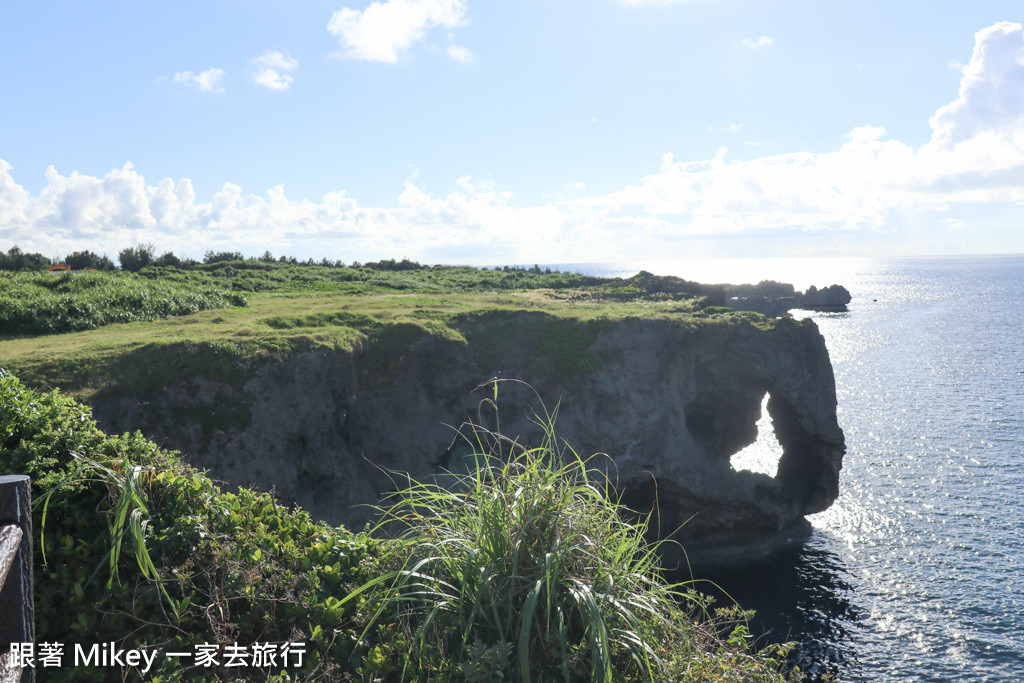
1;370;383;681
0;270;247;336
38;452;184;619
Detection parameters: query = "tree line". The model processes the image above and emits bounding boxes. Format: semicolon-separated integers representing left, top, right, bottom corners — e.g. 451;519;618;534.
0;244;422;273
0;244;555;274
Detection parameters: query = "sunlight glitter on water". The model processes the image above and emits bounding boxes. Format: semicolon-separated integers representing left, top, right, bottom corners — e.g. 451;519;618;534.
568;255;1024;681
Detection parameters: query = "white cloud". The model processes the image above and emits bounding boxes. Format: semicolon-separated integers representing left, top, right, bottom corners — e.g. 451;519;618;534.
4;23;1024;262
327;0;467;63
454;175;496;193
252;50;299;90
447;44;473;62
928;22;1024;148
255;69;293;90
254;51;299;72
0;160;31;232
36;163;158;237
740;36;774;49
173;68;226;93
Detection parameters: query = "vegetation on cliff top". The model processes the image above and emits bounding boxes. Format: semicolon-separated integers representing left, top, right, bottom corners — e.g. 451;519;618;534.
0;261;768;402
0;270;248;336
1;370;799;681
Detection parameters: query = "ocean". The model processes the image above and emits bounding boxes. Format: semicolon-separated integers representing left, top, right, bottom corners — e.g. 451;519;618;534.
556;255;1024;682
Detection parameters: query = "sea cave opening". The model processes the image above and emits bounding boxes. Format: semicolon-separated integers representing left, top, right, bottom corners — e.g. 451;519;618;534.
730;392;783;477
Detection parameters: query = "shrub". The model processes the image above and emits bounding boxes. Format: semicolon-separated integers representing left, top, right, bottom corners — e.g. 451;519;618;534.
0;271;247;336
0;245;51;271
62;250;116;271
118;244;155;272
363;387;799;682
0;370;383;681
152;251;182;268
204;250;245;264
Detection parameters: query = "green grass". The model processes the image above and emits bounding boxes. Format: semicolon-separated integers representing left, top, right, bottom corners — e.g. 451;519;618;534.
0;264;761;402
0;270;247;336
135;261;602;297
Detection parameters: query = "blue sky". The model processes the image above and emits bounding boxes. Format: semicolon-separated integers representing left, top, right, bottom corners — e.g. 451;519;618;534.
1;1;1023;264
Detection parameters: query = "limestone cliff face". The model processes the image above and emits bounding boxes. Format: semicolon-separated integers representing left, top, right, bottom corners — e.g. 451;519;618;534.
92;314;844;569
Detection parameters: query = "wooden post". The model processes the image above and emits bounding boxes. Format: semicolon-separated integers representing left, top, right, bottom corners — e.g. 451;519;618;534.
0;475;33;683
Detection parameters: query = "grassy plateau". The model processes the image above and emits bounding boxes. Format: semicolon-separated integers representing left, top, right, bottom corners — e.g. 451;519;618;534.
0;262;763;401
0;261;799;681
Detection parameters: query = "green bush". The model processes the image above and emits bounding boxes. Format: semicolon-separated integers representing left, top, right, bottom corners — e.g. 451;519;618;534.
118;244;155;272
136;262;599;296
0;369;384;681
0;271;247;336
0;245;51;271
61;250;116;271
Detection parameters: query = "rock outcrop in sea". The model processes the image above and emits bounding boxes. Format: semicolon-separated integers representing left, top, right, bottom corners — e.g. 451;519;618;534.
726;282;852;316
93;308;845;569
610;271;852;316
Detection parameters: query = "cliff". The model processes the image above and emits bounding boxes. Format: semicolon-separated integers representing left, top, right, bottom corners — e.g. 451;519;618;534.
91;311;844;569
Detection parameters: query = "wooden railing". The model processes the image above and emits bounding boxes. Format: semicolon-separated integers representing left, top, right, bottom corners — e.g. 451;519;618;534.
0;476;33;683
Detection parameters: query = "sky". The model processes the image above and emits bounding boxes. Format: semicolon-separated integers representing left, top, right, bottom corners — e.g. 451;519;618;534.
1;0;1023;265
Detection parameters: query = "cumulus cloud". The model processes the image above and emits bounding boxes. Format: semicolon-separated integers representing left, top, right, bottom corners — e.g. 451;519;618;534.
573;129;925;239
0;160;31;232
4;23;1024;262
928;22;1024;148
328;0;467;63
173;68;226;93
447;44;473;62
740;36;774;49
252;50;299;90
35;164;159;238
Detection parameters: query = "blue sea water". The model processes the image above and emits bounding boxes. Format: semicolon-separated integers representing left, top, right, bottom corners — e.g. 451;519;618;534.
558;255;1024;682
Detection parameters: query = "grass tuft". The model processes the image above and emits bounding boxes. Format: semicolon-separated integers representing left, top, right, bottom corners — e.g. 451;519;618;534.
361;384;799;682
